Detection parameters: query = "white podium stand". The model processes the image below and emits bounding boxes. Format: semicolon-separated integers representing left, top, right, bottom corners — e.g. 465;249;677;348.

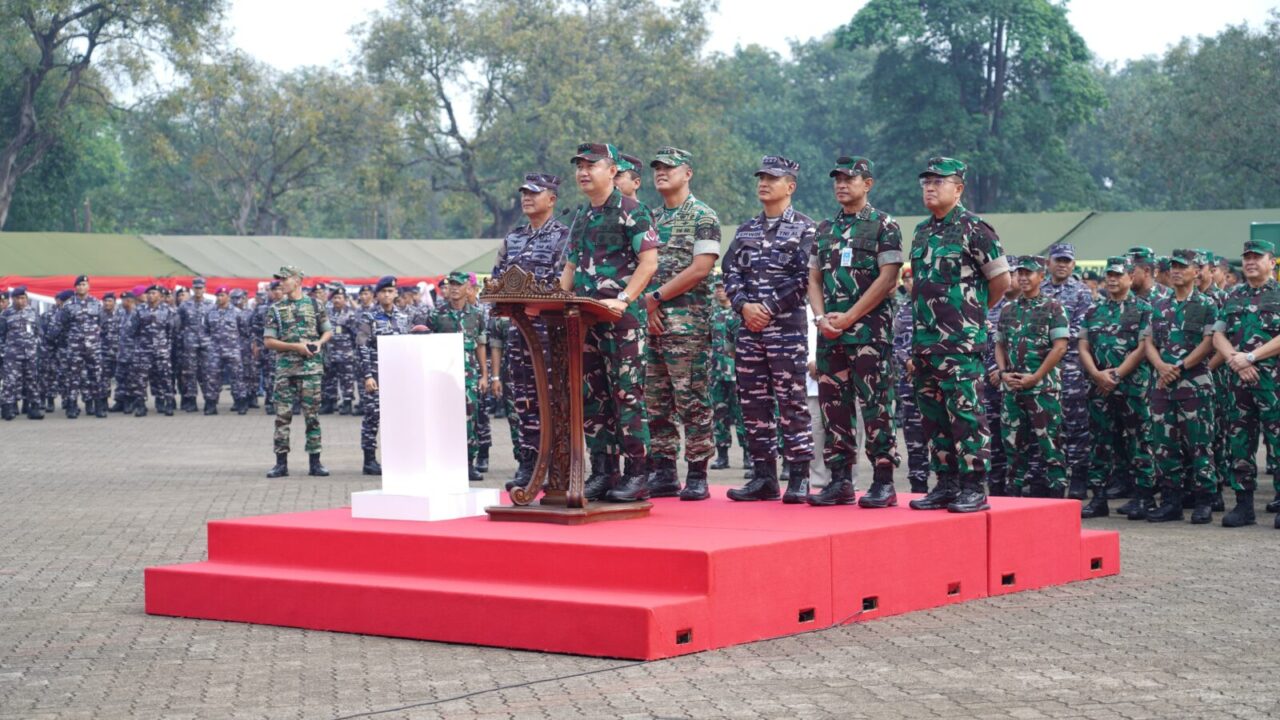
351;334;500;521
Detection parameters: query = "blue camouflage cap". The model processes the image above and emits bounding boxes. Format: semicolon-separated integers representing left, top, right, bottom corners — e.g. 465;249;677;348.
56;289;74;301
191;277;206;288
519;172;561;193
755;155;800;178
9;286;27;298
374;275;397;293
1047;242;1075;260
102;292;115;300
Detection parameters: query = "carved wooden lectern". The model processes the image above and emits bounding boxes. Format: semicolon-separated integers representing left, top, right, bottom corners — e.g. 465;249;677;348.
480;266;653;524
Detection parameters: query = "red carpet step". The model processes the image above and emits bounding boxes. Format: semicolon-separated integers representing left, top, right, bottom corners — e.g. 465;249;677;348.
145;489;1119;660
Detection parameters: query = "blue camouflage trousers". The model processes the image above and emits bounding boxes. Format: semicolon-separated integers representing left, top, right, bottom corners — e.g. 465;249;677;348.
735;329;813;464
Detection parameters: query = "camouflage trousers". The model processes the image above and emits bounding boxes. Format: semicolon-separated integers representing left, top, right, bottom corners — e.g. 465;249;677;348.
131;348;172;401
475;382;491;450
1002;390;1067;490
360;381;381;451
102;355;117;399
1212;366;1234;483
180;337;215;400
207;345;246;403
1;355;39;405
322;352;357;405
464;364;479;460
736;330;812;463
816;342;897;469
272;373;322;455
115;353;138;401
896;380;929;488
240;340;256;398
257;347;276;400
1059;356;1092;486
645;332;714;463
1149;385;1215;493
711;378;746;450
64;339;105;403
912;353;991;476
504;323;549;454
983;384;1008;486
1223;378;1280;493
582;324;648;459
1087;391;1155;489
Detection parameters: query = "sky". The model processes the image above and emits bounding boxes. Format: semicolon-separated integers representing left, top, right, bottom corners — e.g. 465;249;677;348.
227;0;1278;72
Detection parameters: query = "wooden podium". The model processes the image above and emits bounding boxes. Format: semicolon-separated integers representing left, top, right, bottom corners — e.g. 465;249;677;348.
480;267;653;524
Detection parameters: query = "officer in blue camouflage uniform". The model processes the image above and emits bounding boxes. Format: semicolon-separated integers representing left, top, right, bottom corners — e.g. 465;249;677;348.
491;172;572;490
204;286;249;414
232;289;258;410
1039;242;1094;499
252;281;282;414
100;293;121;410
723;155;817;503
177;278;216;413
1079;255;1154;519
981;257;1019;496
114;290;140;413
908;158;1011;513
131;285;178;416
0;287;44;420
41;292;67;411
486;311;520;459
560;142;660;502
323;286;358;416
806;155;903;507
710;277;749;471
356;276;409;475
55;275;107;419
891;275;929;493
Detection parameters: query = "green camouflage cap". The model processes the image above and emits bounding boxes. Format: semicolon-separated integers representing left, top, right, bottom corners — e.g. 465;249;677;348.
1243;238;1276;256
1105;255;1133;274
616;153;642;174
919;156;966;179
571;142;619;164
272;265;304;280
446;271;471;285
830;156;874;178
1170;248;1198;266
1156;256;1171;272
1195;248;1214;265
1127;246;1155;264
650;146;693;169
1015;255;1047;272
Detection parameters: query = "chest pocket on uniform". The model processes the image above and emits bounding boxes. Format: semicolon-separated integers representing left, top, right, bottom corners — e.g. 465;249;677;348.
1118;308;1141;340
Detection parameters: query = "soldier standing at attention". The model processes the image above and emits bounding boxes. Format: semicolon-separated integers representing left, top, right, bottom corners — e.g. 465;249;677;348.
465;279;493;473
100;293;121;411
709;277;748;472
263;266;333;479
722;155;818;503
642;147;721;502
356;276;408;476
981;260;1019;496
1143;249;1219;524
560;142;659;502
231;290;258;410
1040;243;1094;500
908;157;1010;513
892;271;930;493
56;275;107;419
323;286;358;416
131;285;177;417
1214;239;1280;528
430;272;487;482
806;156;903;507
0;287;44;420
204;287;249;415
177;278;215;413
253;281;283;415
1079;256;1154;519
491;172;572;491
115;290;140;414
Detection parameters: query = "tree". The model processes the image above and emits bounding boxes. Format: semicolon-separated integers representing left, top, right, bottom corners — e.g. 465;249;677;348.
0;0;221;230
839;0;1104;213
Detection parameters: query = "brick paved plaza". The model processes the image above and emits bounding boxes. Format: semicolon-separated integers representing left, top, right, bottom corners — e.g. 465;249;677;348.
2;412;1278;719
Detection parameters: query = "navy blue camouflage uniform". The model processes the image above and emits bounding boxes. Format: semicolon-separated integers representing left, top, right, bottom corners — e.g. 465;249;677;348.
1039;271;1094;490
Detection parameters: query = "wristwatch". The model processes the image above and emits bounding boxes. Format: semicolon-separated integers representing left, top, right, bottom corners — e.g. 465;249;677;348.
616;290;632;305
651;290;663;303
1247;351;1256;365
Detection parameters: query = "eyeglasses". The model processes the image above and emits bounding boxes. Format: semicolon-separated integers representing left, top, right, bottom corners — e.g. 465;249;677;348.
919;177;960;188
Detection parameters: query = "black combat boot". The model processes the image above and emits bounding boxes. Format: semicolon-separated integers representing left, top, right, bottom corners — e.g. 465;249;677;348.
1222;489;1256;527
236;397;248;415
309;453;330;477
1189;490;1214;524
1123;486;1152;520
475;446;490;474
910;474;958;510
742;450;754;480
859;464;898;508
339;400;352;416
468;458;482;482
94;397;108;418
26;402;44;420
109;397;126;413
679;460;710;501
710;446;730;470
1067;474;1088;500
1147;488;1184;522
319;398;335;415
584;452;617;502
134;398;149;417
266;453;288;478
607;456;650;502
1080;486;1110;519
264;401;276;415
162;396;174;416
1213;489;1226;512
362;448;381;475
505;449;536;491
727;460;780;501
909;476;929;494
1104;472;1133;500
987;475;1007;497
2;403;15;421
808;463;856;506
782;461;811;504
247;394;260;409
203;399;218;415
182;396;198;413
1046;484;1067;499
1027;483;1050;498
65;399;79;419
44;396;54;412
647;456;681;498
948;473;991;513
1266;492;1280;513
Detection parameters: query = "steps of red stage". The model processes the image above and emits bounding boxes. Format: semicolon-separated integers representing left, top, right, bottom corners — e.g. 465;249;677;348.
145;489;1120;660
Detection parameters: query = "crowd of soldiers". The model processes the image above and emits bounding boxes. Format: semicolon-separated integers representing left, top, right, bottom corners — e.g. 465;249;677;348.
6;143;1280;532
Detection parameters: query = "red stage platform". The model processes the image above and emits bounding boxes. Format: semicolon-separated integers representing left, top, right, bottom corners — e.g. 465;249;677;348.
145;489;1119;660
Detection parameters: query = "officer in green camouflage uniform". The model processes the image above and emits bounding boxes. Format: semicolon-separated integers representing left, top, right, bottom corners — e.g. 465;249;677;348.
709;277;748;470
908;158;1010;513
560;142;659;502
1078;255;1154;519
262;265;333;479
430;271;489;482
1213;238;1280;528
806;156;903;507
1143;248;1219;523
994;256;1070;497
640;147;721;501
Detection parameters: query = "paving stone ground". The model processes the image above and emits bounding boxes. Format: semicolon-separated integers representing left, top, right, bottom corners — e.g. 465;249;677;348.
2;409;1278;719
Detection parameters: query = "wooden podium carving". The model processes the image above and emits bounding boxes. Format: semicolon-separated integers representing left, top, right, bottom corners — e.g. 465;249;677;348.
480;266;653;524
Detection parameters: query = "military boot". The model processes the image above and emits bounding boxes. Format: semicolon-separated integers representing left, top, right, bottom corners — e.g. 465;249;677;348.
94;397;108;418
134;398;149;417
1067;474;1088;501
1222;489;1256;527
468;458;482;482
986;476;1007;497
65;400;79;419
909;476;929;494
339;400;352;416
727;460;780;501
948;473;991;513
584;452;617;502
161;397;174;416
710;446;730;470
1080;486;1110;519
264;401;276;415
319;398;335;415
475;446;490;474
859;464;898;509
236;397;248;415
505;449;536;491
2;403;15;421
44;396;54;412
910;474;958;510
742;450;754;480
679;460;710;501
1124;487;1154;520
782;461;811;504
1104;472;1133;500
607;456;650;502
1147;488;1184;522
362;448;381;476
109;397;126;413
309;453;330;477
203;399;218;415
1265;492;1280;513
1213;490;1226;512
26;402;44;420
1046;484;1067;499
266;453;288;478
808;464;856;506
647;456;681;498
247;394;260;409
1189;490;1214;525
182;396;198;413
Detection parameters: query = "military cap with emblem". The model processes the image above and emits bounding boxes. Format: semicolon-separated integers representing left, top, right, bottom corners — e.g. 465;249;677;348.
9;286;26;298
755;155;800;178
272;265;304;280
446;271;471;285
374;275;397;293
1128;246;1156;264
1156;255;1171;272
191;277;206;288
56;289;74;301
650;146;693;168
919;156;966;179
1016;255;1047;272
616;153;642;174
119;290;134;299
571;142;619;164
102;292;115;300
830;156;874;178
1047;242;1075;260
1243;238;1276;256
1170;248;1198;266
519;172;561;193
1104;255;1133;274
